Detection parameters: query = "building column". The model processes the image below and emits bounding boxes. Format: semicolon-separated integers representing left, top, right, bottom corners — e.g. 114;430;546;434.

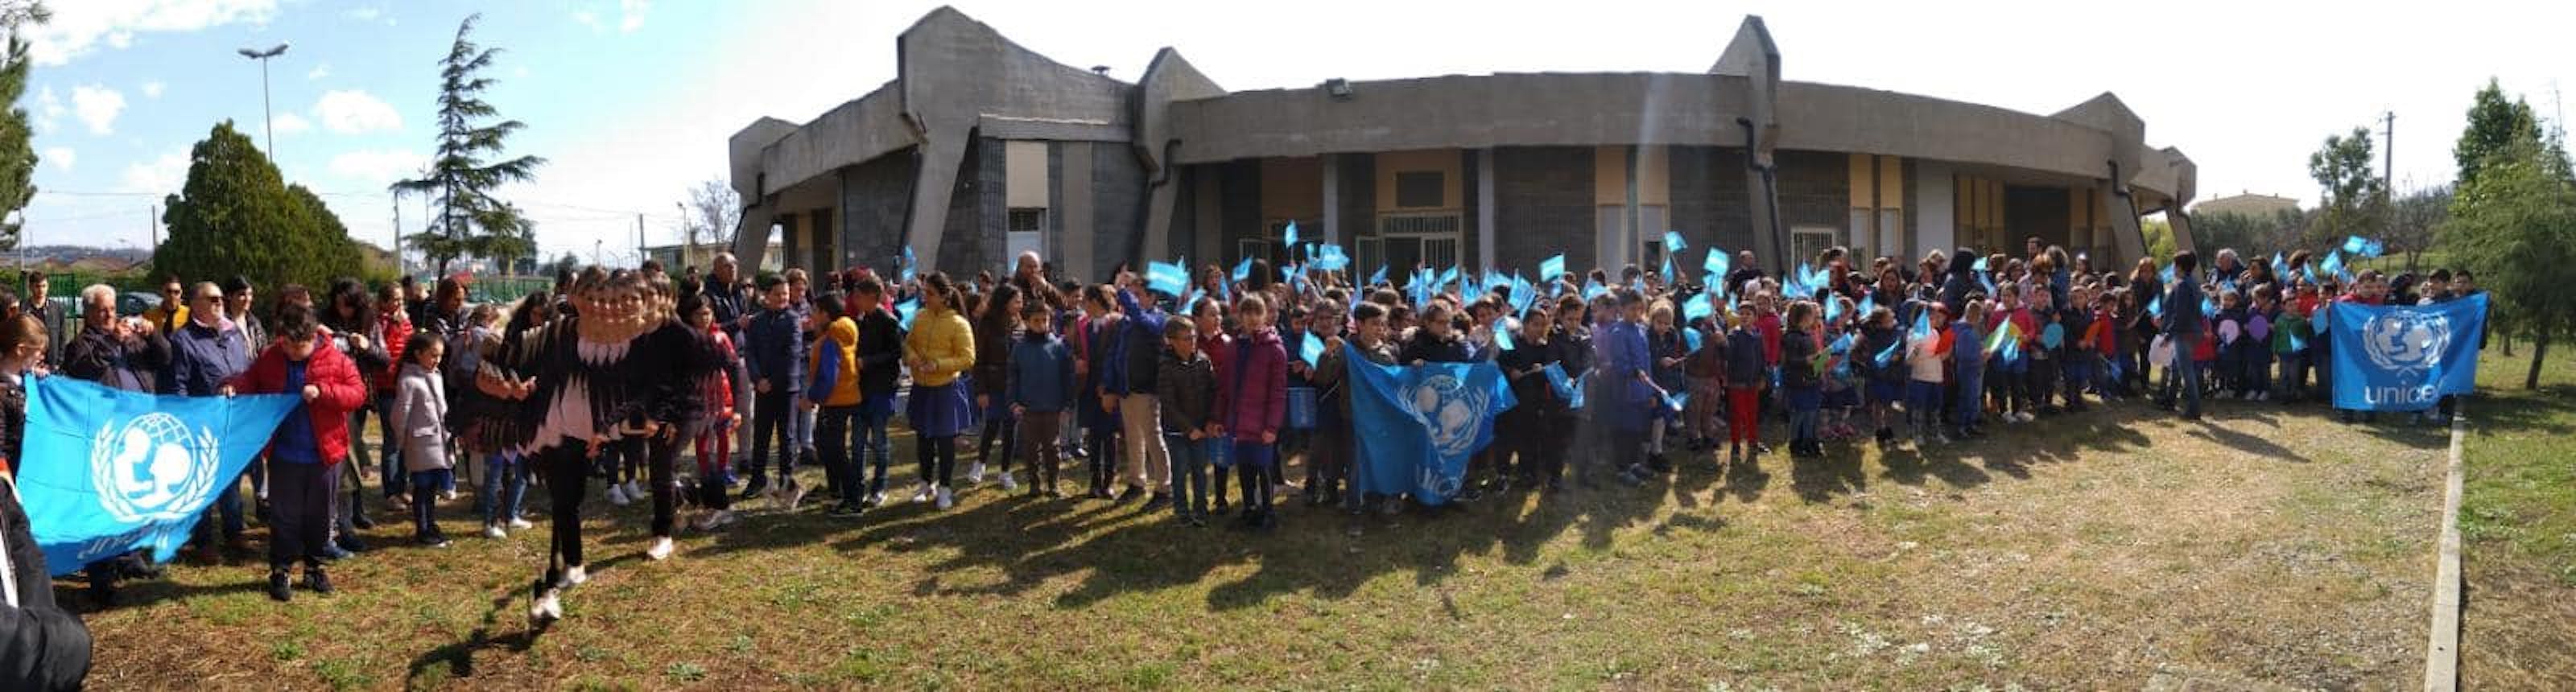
1321;154;1341;247
1476;148;1496;271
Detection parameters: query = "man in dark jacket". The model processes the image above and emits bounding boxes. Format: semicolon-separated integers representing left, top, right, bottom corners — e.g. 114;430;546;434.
0;472;92;690
848;278;904;506
1939;247;1979;319
2157;249;2207;420
704;253;755;476
61;285;168;394
1104;274;1170;507
739;274;807;499
166;282;257;558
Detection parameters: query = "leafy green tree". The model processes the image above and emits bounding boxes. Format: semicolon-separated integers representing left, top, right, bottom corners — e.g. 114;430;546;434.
157;122;373;300
2190;208;2307;258
391;14;544;275
2444;133;2575;389
2454;79;2545;187
0;1;51;251
2306;126;2388;249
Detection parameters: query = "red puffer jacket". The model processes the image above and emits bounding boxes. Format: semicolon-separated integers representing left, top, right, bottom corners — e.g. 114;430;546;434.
229;336;369;465
1213;327;1288;442
372;315;412;393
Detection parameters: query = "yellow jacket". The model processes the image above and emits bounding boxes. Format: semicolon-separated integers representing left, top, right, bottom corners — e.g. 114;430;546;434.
142;303;189;334
808;316;861;406
904;305;975;388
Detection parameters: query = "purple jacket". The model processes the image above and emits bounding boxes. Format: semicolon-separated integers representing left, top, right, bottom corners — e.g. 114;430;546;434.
1214;327;1289;442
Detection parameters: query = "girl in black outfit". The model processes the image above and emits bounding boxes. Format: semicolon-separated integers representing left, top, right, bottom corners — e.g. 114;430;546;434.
631;274;720;561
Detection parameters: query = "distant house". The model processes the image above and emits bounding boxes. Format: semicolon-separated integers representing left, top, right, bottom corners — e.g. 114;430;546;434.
2191;192;2301;219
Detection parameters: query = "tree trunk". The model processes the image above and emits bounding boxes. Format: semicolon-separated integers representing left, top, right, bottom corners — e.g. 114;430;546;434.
2528;327;2550;390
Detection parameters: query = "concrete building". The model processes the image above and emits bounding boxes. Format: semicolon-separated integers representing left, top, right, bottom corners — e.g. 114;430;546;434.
728;7;2198;283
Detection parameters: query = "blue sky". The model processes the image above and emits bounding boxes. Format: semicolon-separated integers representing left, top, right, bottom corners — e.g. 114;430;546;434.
19;0;2575;268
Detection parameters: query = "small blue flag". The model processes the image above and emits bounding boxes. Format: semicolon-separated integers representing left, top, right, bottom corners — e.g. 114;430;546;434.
1490;319;1515;352
1282;220;1300;249
1299;331;1324;369
1583;278;1608;301
2147;295;2162;319
895;298;920;329
1683;293;1714;322
1542;362;1579;409
1146;261;1189;297
1663;390;1687;414
1663;231;1687;254
1972;256;1990;273
1872;336;1901;368
2321;249;2349;282
1539;254;1567;282
1660;254;1676;284
900;246;918;283
1509;274;1537;315
1911;309;1931;340
1232;257;1253;283
2160;263;2177;285
1979;270;1997;297
1703;248;1731;288
1314;244;1351;271
2271;252;2288;280
1857;294;1876;319
1369;265;1389;286
2342;235;2384;258
1438;266;1459;292
1686;327;1704;353
1825;295;1843;323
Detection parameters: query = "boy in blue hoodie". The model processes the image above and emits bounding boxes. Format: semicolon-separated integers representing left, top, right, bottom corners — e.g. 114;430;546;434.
1007;304;1075;496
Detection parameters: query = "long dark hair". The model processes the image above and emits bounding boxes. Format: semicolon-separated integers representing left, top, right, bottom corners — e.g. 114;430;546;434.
976;283;1021;336
324;277;374;332
919;270;964;313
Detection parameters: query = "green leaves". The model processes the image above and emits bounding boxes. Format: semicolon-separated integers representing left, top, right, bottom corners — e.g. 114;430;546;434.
391;13;546;274
157;122;375;302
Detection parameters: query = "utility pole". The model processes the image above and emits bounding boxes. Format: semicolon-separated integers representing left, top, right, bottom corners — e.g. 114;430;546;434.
392;200;403;277
636;214;646;270
147;204;158;249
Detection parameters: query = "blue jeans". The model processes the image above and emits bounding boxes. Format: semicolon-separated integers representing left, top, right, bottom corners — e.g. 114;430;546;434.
1955;371;1984;429
1163;432;1210;518
409;468;451;537
2162;338;2202;417
857;397;894;495
1906;380;1943;435
1785;385;1822;444
477;451;529;526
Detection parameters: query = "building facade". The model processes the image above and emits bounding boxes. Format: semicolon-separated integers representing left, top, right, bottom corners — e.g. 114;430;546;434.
729;7;2199;283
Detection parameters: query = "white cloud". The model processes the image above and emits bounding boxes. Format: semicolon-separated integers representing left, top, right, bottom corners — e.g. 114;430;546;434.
572;10;602;31
140;80;164;99
306;63;331;80
71;85;125;135
27;0;279;66
619;0;650;33
121;151;190;196
42;147;74;173
328;149;425;184
34;87;61;132
271;112;312;136
313;89;402;134
345;6;391;25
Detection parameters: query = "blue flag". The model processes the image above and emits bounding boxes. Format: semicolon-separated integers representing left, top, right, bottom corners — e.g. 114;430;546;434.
1685;327;1704;353
1315;244;1351;271
1663;230;1687;254
1509;274;1537;315
19;377;303;575
2159;262;2176;285
1298;331;1324;369
1971;256;1990;273
1824;295;1843;323
1703;248;1731;290
1346;348;1516;506
2343;235;2384;258
1873;335;1901;368
895;298;920;329
2319;250;2344;282
1542;363;1578;406
1490;319;1515;352
1660;254;1676;284
1368;265;1388;287
2271;252;2288;280
1232;257;1253;283
2148;295;2162;319
1282;220;1300;249
1910;309;1931;340
1146;261;1189;297
1683;293;1715;322
1583;278;1608;301
1539;254;1567;283
2330;294;2486;411
899;246;918;283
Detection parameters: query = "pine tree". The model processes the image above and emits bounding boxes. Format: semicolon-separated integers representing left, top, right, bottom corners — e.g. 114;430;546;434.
0;1;52;252
158;122;371;295
392;14;545;275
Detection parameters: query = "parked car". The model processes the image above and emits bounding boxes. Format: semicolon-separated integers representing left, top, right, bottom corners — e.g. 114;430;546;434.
120;291;159;318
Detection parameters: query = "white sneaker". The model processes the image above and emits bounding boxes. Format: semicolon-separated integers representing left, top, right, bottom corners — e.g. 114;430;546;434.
484;524;506;539
646;537;674;561
442;489;459;502
508;517;535;530
564;565;588;587
966;462;986;484
711;509;739;528
606;484;630;505
785;484;807;511
998;472;1018;492
911;483;932;504
867;491;885;506
529;588;564;624
935;487;955;510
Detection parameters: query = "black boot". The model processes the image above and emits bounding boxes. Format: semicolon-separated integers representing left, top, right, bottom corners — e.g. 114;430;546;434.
303;566;335;595
268;567;292;602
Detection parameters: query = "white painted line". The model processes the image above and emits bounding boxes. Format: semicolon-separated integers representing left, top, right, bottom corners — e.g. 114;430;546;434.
2424;403;2466;692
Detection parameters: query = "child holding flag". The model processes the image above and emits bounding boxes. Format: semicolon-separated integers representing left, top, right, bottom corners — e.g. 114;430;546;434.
1905;302;1954;447
1778;301;1824;459
1724;307;1768;465
1951;300;1988;439
1496;303;1565;491
1214;295;1289;529
1858;307;1905;447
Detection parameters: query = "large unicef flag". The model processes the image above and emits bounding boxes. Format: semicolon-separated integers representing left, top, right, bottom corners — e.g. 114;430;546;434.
1345;346;1516;505
2330;293;2487;411
19;377;301;575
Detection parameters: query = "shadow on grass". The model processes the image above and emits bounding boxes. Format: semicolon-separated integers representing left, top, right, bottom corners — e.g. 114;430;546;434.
2469;385;2576;436
405;591;543;688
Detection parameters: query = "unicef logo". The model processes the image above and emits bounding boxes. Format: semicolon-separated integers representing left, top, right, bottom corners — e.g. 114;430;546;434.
89;413;221;523
2363;311;2450;377
1405;373;1491;460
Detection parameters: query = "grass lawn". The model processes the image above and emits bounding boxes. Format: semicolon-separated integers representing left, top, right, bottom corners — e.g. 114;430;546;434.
2457;347;2576;688
65;374;2483;690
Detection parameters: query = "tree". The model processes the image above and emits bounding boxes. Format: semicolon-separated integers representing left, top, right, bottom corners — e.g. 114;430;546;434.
2141;217;2176;261
677;178;741;271
0;1;50;251
2385;187;2451;271
2190;208;2305;258
2454;79;2545;187
158;122;372;300
2444;131;2574;389
390;14;544;275
2307;126;2388;249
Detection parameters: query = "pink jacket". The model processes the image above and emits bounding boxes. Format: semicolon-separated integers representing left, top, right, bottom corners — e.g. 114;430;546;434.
1213;327;1288;442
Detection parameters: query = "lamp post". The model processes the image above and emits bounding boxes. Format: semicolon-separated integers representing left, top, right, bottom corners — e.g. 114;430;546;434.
236;43;290;154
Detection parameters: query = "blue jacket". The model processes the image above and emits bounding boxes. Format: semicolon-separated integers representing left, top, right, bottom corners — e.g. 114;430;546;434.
1724;327;1766;385
1006;334;1076;414
1103;290;1166;396
2160;274;2204;336
742;307;807;393
163;319;251;396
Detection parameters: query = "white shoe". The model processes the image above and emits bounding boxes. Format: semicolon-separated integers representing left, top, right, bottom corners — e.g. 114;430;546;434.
785;484;808;511
508;517;535;530
966;462;986;484
484;525;506;539
935;487;955;510
700;509;738;530
998;472;1018;492
867;491;885;506
564;565;588;587
911;483;932;504
443;489;460;502
646;537;674;561
606;484;630;506
529;589;564;624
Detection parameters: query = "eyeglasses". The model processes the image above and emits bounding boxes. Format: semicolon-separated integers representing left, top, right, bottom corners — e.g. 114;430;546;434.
195;295;224;304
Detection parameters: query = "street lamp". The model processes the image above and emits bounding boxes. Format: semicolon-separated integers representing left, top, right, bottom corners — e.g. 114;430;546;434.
236;43;289;155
